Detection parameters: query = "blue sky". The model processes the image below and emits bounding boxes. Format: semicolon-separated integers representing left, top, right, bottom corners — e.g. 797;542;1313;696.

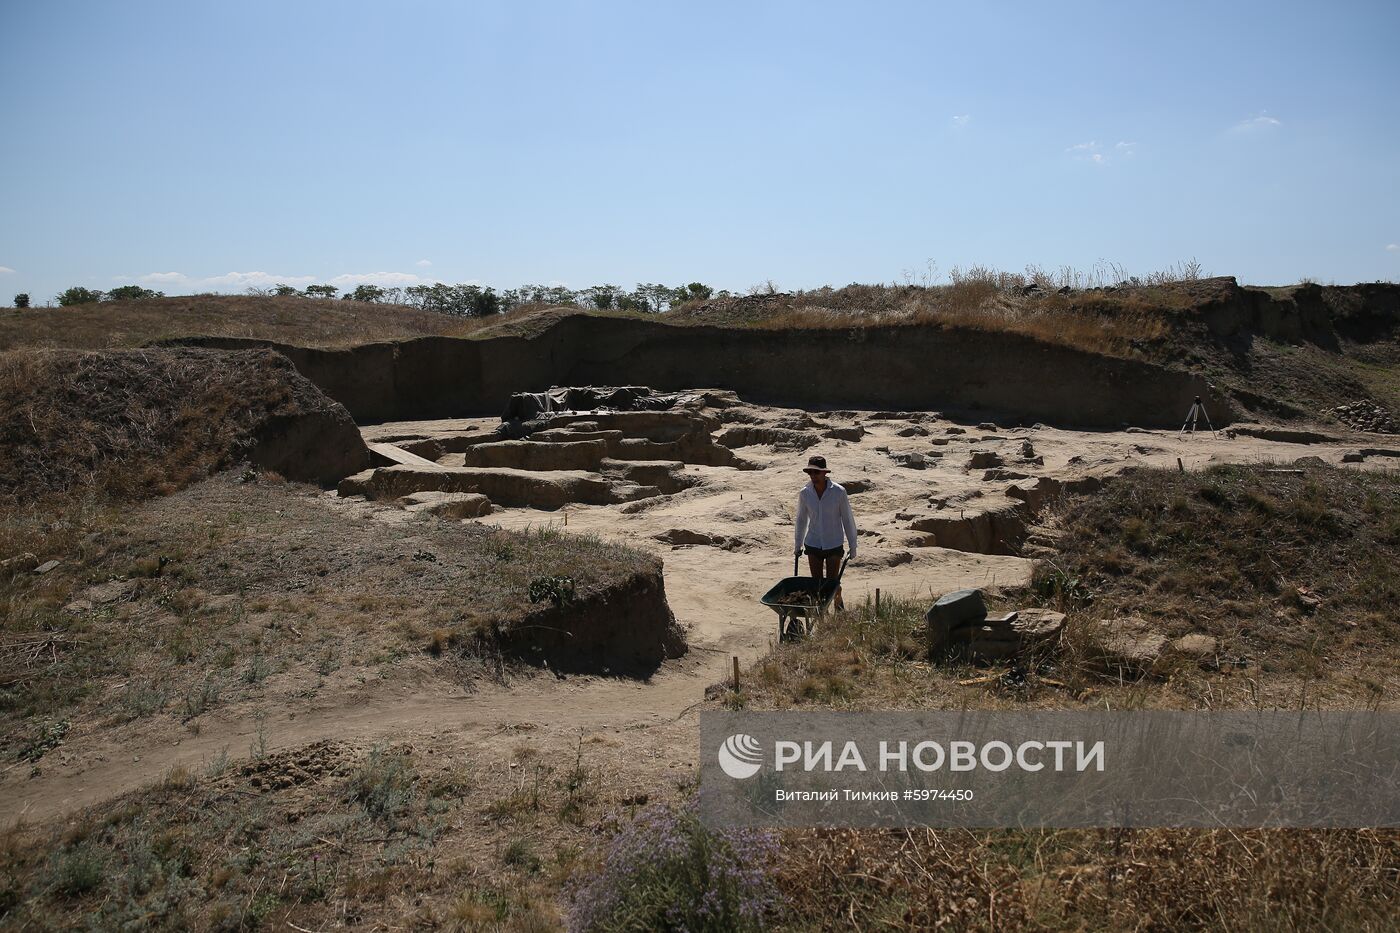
2;0;1398;302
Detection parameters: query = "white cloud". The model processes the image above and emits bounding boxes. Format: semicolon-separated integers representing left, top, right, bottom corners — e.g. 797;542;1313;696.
130;269;431;292
1232;113;1281;132
1387;244;1400;253
1066;141;1109;165
329;271;427;288
951;114;971;128
199;271;318;290
0;266;14;275
1066;140;1138;166
415;259;432;267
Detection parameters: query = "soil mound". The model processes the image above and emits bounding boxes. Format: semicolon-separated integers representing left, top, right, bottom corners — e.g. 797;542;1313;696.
0;348;369;498
1033;463;1400;673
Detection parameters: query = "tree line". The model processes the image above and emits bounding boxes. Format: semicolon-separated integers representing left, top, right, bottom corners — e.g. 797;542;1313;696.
19;281;726;315
9;286;166;308
252;281;725;315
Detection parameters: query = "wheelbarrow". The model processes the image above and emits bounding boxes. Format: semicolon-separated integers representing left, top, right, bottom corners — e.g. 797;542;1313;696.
760;554;849;642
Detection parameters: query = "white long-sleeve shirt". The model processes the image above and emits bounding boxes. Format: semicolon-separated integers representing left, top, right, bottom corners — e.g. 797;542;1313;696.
794;480;858;556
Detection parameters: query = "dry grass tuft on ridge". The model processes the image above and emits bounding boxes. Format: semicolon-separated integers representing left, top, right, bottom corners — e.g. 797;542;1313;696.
0;347;353;500
0;294;476;351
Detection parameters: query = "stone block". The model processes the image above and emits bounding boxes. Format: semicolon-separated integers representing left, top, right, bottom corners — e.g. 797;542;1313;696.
401;491;493;519
967;450;1004;469
1011;608;1066;645
927;589;987;653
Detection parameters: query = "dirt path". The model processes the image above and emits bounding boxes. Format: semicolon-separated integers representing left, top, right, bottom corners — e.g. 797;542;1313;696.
7;406;1393;826
5;520;1011;824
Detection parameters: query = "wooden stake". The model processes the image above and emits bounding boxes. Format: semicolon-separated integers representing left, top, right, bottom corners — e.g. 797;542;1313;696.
732;656;740;691
1177;457;1185;474
875;588;881;618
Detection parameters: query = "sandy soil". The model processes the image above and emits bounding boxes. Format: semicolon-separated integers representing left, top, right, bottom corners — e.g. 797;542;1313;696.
7;402;1395;827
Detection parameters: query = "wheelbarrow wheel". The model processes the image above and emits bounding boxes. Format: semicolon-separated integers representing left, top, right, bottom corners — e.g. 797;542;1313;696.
779;611;805;643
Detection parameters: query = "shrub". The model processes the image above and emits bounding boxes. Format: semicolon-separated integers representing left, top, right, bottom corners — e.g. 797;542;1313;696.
18;719;71;762
346;746;417;822
528;575;576;606
344;284;386;303
13;292;29;308
106;285;164;301
582;285;621;310
56;286;104;306
404;283;503;316
672;282;714;305
566;802;779;933
48;844;105;897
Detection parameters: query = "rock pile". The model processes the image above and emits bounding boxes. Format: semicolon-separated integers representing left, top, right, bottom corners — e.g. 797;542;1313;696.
1326;401;1397;434
925;589;1065;662
652;528;755;552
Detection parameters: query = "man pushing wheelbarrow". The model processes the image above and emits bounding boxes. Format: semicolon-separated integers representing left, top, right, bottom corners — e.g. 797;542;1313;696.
793;454;858;612
760;455;860;640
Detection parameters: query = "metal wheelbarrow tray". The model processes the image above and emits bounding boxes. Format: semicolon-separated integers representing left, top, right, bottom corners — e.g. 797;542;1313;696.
760;557;848;641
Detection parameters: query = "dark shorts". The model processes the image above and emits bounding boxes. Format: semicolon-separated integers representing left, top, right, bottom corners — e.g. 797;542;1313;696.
804;545;844;559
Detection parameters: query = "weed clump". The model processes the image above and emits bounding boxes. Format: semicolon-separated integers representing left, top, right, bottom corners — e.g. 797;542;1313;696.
566;801;780;933
346;746;417;823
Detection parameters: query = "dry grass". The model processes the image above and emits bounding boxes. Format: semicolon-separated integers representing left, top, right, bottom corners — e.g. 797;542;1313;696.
0;294;476;351
751;284;1197;357
0;474;662;758
0;274;1223;363
774;826;1400;931
0;736;641;930
667;270;1228;358
1033;462;1400;684
0;347;347;499
0;294;655;352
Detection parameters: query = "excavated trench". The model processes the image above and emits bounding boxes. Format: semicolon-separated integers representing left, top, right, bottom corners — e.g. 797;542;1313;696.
327;384;1393;681
901;475;1107;556
340;406;747;510
175;314;1232;429
340;392;1119;566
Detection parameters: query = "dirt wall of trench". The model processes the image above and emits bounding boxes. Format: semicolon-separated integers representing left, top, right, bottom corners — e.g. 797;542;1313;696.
173;316;1232;428
495;567;686;675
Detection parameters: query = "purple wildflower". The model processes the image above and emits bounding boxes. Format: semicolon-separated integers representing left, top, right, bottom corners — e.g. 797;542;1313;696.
566;799;781;932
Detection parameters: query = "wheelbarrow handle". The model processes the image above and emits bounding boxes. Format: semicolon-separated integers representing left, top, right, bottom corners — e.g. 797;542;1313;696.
793;553;800;577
